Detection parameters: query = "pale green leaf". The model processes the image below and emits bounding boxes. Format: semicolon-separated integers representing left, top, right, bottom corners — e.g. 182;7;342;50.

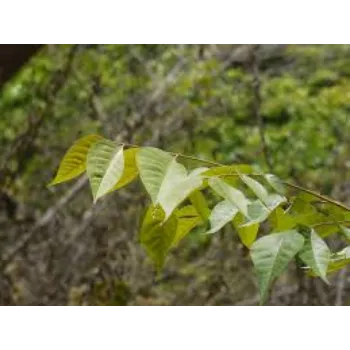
137;147;205;219
299;230;330;283
206;200;238;234
247;200;270;223
250;230;304;304
50;134;103;185
209;178;250;217
86;140;124;202
136;147;173;203
240;175;269;203
264;174;286;195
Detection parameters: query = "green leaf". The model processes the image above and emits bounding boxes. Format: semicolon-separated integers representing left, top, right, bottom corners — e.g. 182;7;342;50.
140;205;178;271
110;148;139;191
50;134;103;185
250;230;304;304
137;147;205;219
299;230;330;283
86;140;124;202
209;178;250;217
240;175;269;203
189;190;211;221
206;200;238;234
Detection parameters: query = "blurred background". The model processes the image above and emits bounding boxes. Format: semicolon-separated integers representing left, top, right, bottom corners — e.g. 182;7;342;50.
1;44;350;305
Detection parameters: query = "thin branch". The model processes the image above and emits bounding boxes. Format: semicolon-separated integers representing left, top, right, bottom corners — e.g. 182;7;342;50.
283;181;350;212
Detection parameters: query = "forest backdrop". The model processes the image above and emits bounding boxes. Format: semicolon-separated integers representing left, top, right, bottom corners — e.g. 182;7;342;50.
1;44;350;305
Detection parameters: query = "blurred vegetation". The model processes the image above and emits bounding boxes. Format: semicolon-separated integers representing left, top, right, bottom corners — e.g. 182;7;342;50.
1;44;350;305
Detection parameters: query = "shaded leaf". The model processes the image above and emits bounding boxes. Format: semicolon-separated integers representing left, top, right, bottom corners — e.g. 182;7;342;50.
140;205;177;271
86;140;124;202
50;134;103;185
140;205;202;270
250;230;304;304
189;190;211;221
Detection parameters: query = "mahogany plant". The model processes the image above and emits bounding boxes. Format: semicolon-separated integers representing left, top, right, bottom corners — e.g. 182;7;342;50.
50;134;350;304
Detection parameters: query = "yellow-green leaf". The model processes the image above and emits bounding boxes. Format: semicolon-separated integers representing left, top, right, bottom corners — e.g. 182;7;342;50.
140;205;201;270
189;190;211;221
110;148;139;191
232;214;254;248
140;205;177;271
50;134;103;185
